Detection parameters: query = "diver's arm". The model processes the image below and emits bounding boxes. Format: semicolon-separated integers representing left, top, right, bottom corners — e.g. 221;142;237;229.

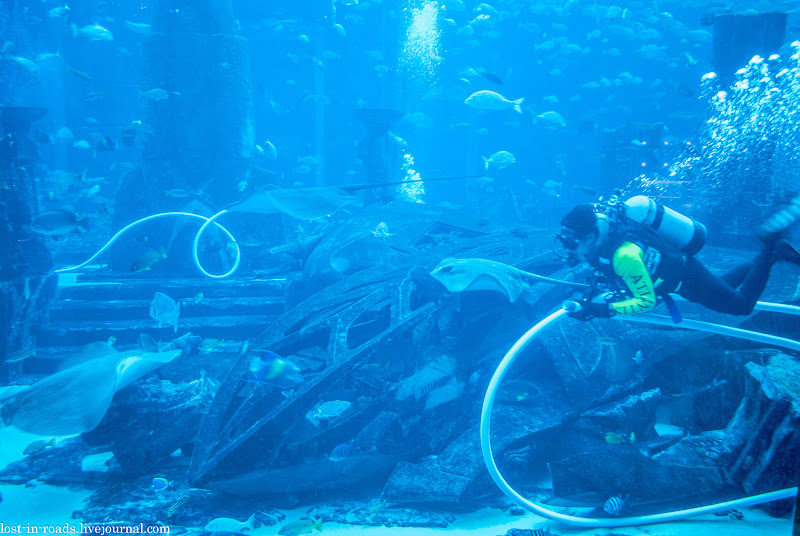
608;242;657;315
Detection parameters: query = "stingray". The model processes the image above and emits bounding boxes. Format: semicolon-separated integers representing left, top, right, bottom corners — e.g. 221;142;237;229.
1;349;181;436
228;185;358;220
430;258;588;302
226;176;483;221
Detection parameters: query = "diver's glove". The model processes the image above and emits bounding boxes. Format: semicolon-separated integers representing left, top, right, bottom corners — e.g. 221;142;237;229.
568;299;612;321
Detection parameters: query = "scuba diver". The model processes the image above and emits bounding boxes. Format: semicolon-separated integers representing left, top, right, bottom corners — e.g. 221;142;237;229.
556;192;800;321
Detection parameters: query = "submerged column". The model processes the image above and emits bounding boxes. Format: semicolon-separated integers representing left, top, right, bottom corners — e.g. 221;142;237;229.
112;0;254;274
0;107;57;383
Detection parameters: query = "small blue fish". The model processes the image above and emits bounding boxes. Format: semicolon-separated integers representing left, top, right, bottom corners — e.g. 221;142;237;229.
247;351;303;388
151;477;173;491
329;441;354;462
603;493;629;515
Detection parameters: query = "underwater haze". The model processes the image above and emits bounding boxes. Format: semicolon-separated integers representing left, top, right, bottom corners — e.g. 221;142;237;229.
1;0;800;535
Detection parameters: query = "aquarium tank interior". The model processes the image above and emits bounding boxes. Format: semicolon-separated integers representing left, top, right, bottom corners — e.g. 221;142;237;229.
2;0;800;534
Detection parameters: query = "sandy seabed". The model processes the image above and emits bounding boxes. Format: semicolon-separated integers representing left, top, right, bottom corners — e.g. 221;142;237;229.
0;427;793;536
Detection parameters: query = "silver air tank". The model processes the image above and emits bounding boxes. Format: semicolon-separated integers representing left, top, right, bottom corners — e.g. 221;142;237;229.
623;195;707;255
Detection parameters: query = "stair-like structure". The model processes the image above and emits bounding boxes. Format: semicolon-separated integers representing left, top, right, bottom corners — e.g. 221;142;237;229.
26;272;290;375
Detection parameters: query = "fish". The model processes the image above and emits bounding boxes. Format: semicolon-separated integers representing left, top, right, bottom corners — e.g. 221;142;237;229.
7;345;36;363
205;514;256;534
596;337;617;346
262;141;278;160
66;66;91;82
167;497;189;518
476;68;503;84
543;179;562;191
465;90;523;113
604;432;635;445
48;4;71;19
228;178;464;221
1;349;181;436
138;333;160;353
31;210;88;235
72;24;113;41
95;137;118;152
714;509;744;520
278;518;323;536
573;185;597;195
603;494;629;515
248;351;303;388
36;52;61;64
199;339;225;355
164;188;199;198
139;88;169;101
73;140;90;150
12;57;40;75
227;185;358;221
124;21;151;34
430;258;587;302
329;441;354;462
23;438;55;456
482;150;516;171
54;127;75;143
151;477;173;491
84;91;104;101
149;292;180;332
473;2;499;16
536;111;566;129
130;248;167;273
632;350;644;365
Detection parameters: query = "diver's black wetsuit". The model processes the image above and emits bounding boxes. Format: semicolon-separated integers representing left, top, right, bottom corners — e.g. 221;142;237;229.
676;248;775;315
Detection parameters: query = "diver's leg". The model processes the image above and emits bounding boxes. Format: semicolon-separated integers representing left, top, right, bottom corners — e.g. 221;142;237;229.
678;251;773;315
721;263;752;288
724;241;800;286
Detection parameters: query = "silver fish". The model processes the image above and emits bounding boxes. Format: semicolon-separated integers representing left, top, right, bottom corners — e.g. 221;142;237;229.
149;292;180;332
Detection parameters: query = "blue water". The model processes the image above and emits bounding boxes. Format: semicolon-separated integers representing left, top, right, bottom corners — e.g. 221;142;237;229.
2;0;800;534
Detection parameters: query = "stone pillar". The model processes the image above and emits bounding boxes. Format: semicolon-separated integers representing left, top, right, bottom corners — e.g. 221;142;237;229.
112;0;254;274
0;107;57;383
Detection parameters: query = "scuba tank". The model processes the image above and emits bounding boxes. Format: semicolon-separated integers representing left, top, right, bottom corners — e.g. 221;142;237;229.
622;195;706;255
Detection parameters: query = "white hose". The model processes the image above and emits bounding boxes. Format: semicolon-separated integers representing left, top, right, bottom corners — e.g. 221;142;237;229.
620;313;800;352
671;294;800;317
55;211;240;279
754;301;800;315
480;306;799;528
191;209;238;279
